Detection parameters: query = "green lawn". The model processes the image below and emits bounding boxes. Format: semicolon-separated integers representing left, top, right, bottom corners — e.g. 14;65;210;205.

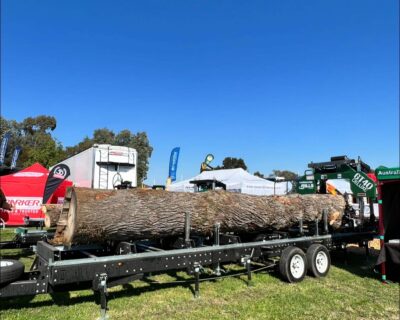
0;228;399;320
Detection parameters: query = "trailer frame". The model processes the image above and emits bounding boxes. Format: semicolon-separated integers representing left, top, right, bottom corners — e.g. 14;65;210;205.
0;213;376;319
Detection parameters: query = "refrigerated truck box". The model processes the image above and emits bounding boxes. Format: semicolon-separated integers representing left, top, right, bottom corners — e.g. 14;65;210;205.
52;144;138;189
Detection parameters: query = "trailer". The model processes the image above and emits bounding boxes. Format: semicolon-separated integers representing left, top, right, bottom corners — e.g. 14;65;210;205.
0;208;376;320
52;144;138;190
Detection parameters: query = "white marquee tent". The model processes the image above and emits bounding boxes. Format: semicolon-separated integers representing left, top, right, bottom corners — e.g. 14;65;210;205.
168;168;291;196
326;179;352;194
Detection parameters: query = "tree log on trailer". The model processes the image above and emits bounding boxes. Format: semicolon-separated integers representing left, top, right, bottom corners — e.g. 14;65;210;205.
52;187;346;245
42;204;63;228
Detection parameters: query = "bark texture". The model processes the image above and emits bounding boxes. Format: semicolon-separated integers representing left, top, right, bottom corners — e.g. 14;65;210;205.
43;204;63;228
52;187;346;245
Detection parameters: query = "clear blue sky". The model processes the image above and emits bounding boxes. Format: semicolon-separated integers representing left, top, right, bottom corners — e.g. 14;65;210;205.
2;0;399;183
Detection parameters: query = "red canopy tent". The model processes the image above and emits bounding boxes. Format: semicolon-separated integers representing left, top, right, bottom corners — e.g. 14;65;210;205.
0;163;72;226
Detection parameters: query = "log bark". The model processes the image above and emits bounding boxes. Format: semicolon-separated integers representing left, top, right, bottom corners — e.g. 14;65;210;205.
42;204;63;228
52;187;346;245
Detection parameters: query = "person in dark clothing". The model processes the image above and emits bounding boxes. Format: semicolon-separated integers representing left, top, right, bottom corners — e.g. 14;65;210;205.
0;189;12;210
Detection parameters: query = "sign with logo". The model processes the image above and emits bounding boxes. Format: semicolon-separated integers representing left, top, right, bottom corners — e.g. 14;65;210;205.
43;164;71;204
298;181;315;191
376;167;400;181
351;172;374;192
168;147;180;182
0;132;11;165
14;171;44;177
10;146;22;169
6;197;42;213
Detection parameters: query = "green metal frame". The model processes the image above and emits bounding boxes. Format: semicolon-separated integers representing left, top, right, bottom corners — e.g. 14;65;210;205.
297;157;377;198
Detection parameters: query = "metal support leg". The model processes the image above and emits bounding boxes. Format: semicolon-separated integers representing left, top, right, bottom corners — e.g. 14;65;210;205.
213;223;221;276
299;218;303;236
342;244;348;266
185;212;191;248
369;200;375;223
323;209;328;234
95;274;109;320
194;265;200;298
359;197;365;229
246;259;252;286
365;241;370;262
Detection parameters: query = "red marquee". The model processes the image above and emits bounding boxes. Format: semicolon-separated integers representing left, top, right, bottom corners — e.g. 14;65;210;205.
0;163;72;226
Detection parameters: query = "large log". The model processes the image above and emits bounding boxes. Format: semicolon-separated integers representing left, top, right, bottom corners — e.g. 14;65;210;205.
52;187;346;245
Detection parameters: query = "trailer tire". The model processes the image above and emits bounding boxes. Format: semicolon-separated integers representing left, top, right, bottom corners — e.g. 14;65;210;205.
0;259;24;284
306;244;330;277
279;246;307;283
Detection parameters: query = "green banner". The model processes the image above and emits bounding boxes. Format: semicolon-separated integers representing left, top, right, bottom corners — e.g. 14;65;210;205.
375;167;400;181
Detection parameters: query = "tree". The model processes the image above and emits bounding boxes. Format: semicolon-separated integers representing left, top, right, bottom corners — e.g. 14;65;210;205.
93;128;115;144
215;157;248;170
65;136;93;156
125;132;153;183
271;170;298;181
21;116;57;134
1;116;153;182
0;116;65;168
254;171;265;178
66;129;153;184
24;133;65;167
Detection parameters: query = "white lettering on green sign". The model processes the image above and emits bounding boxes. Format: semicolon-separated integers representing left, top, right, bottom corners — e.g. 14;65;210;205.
377;169;400;176
299;182;314;190
352;173;374;192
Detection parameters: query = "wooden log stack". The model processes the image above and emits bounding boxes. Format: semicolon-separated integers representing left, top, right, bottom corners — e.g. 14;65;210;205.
52;187;346;246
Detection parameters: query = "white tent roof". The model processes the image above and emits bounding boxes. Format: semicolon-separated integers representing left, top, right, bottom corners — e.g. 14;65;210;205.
166;178;195;193
326;179;352;194
168;168;291;195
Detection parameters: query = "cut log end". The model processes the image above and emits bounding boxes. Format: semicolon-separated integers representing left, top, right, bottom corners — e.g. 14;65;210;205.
43;204;64;228
52;189;77;245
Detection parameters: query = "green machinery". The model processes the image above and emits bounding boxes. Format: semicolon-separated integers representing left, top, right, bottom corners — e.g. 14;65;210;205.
296;155;377;199
296;156;378;227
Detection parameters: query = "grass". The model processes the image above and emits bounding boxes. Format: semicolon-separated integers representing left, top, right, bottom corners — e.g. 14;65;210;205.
0;228;399;320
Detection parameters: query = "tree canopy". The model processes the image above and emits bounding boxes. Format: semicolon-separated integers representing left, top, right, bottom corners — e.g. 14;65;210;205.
65;128;153;183
254;170;298;181
253;171;265;178
0;116;64;168
1;116;153;183
215;157;248;170
271;170;298;181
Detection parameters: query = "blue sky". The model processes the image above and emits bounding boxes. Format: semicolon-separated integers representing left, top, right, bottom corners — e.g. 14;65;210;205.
2;0;399;183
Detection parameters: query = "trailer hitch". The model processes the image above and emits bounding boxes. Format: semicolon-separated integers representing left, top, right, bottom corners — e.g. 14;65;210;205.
93;273;109;320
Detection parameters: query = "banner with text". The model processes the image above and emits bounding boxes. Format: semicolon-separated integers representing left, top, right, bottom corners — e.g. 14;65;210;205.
168;147;180;182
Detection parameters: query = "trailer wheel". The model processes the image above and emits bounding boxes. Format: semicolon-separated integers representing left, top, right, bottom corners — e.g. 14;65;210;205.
279;246;307;283
306;244;330;277
0;259;24;284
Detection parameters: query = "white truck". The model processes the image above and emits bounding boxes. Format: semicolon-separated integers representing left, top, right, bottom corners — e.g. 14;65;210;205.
53;144;138;189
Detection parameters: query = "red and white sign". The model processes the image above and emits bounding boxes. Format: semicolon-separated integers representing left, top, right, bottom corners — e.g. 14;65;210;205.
6;197;42;211
0;163;72;226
